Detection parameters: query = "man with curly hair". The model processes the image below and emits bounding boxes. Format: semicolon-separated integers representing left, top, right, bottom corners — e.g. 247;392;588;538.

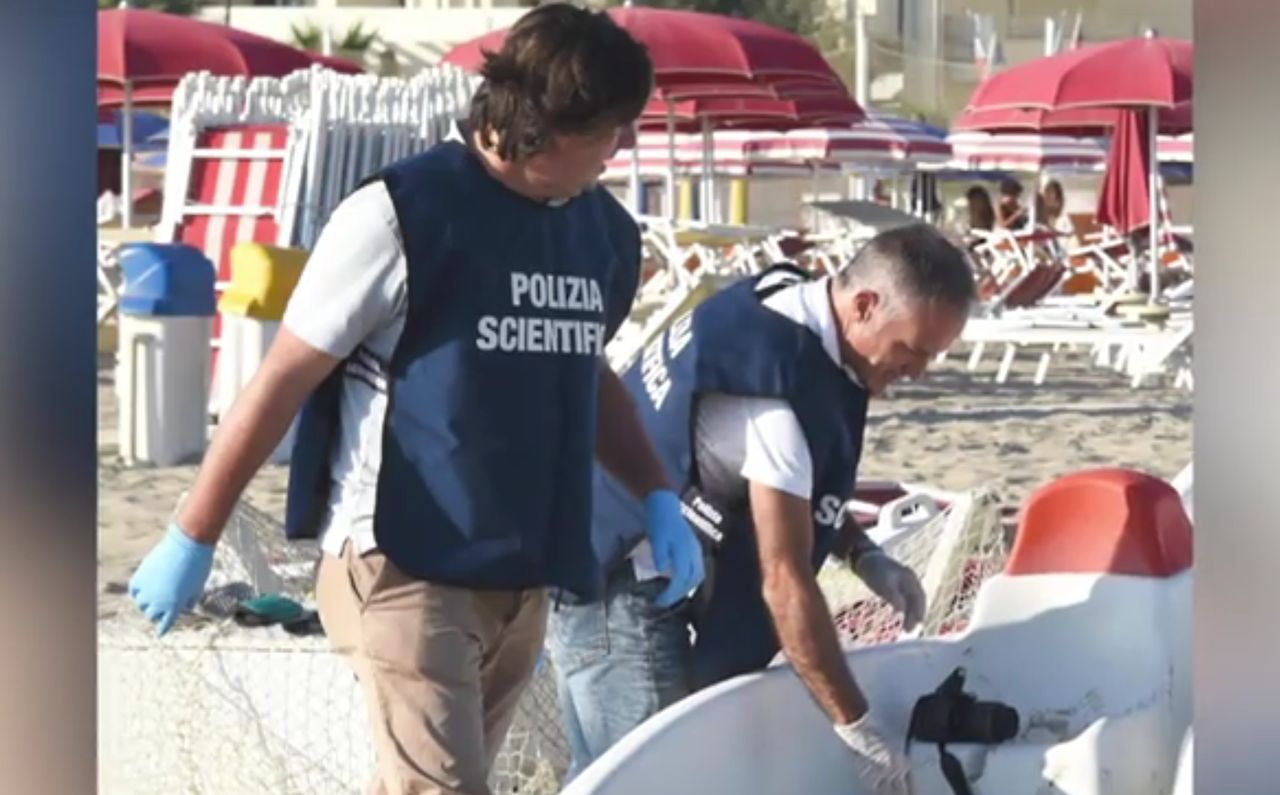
127;6;704;793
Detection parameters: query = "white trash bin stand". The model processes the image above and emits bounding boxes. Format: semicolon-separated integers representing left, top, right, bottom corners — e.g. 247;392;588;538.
215;242;308;464
116;243;216;466
215;313;288;458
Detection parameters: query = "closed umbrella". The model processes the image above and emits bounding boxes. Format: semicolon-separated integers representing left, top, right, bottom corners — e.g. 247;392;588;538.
1096;110;1153;237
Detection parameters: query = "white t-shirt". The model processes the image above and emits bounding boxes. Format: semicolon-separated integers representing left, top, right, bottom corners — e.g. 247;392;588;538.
630;274;860;578
282;181;407;557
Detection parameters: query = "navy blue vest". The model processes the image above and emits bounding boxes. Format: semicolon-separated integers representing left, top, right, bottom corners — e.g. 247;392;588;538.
590;267;869;685
285;140;640;596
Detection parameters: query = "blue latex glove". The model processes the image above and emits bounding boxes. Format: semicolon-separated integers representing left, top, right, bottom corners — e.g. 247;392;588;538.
643;490;706;608
128;523;216;636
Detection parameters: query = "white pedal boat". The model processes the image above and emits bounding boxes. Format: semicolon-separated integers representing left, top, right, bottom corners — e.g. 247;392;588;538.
563;467;1193;795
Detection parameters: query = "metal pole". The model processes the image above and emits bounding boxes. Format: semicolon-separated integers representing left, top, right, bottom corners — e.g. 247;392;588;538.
665;100;677;219
700;115;712;223
854;1;870;107
852;0;871;203
930;0;941;109
1148;104;1160;303
121;81;134;229
628;126;643;216
1143;28;1161;303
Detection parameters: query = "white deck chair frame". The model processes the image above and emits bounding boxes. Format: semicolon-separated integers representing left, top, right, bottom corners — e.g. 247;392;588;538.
959;316;1194;387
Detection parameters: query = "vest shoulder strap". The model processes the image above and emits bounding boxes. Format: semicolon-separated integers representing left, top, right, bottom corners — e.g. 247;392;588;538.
752;261;813;301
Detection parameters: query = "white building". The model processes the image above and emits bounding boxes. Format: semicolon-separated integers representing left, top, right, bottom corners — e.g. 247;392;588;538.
196;0;537;74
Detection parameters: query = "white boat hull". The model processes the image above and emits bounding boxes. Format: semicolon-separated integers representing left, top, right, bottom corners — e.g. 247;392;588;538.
564;468;1192;795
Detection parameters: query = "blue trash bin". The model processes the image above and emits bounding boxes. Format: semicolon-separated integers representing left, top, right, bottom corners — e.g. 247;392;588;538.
116;243;216;466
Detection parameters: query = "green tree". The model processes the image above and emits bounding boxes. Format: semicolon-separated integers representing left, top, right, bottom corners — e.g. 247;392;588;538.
289;20;324;53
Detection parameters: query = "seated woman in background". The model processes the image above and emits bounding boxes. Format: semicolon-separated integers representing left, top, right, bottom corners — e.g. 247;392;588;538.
1040;179;1079;249
964;185;996;236
996;177;1029;230
961;185;1000;297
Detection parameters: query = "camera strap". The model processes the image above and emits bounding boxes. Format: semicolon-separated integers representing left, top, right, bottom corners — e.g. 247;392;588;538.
935;744;974;795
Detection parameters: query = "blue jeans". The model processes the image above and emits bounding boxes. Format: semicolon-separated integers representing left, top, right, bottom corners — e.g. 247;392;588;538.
546;565;693;781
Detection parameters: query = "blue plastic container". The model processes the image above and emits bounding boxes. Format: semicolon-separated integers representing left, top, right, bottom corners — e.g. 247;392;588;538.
118;243;216;317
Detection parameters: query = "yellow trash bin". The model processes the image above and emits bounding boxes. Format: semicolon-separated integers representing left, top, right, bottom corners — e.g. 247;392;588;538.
215;242;309;463
217;242;307;321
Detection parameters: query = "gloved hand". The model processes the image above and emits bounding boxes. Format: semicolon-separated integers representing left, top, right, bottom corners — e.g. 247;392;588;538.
128;522;216;636
834;711;914;795
643;490;706;608
854;549;927;632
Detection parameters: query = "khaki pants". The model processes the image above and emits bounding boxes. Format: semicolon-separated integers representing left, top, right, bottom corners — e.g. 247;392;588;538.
316;542;549;795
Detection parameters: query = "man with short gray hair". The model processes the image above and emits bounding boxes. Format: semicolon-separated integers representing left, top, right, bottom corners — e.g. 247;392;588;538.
548;223;976;795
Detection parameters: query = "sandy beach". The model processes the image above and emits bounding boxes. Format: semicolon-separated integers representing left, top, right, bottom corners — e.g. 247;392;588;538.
97;346;1191;621
97;352;291;620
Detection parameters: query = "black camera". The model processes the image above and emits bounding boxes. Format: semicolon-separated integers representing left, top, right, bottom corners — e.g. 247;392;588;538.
909;667;1020;745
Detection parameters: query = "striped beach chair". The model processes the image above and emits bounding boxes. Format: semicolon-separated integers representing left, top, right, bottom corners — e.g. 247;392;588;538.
156;117;307;412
